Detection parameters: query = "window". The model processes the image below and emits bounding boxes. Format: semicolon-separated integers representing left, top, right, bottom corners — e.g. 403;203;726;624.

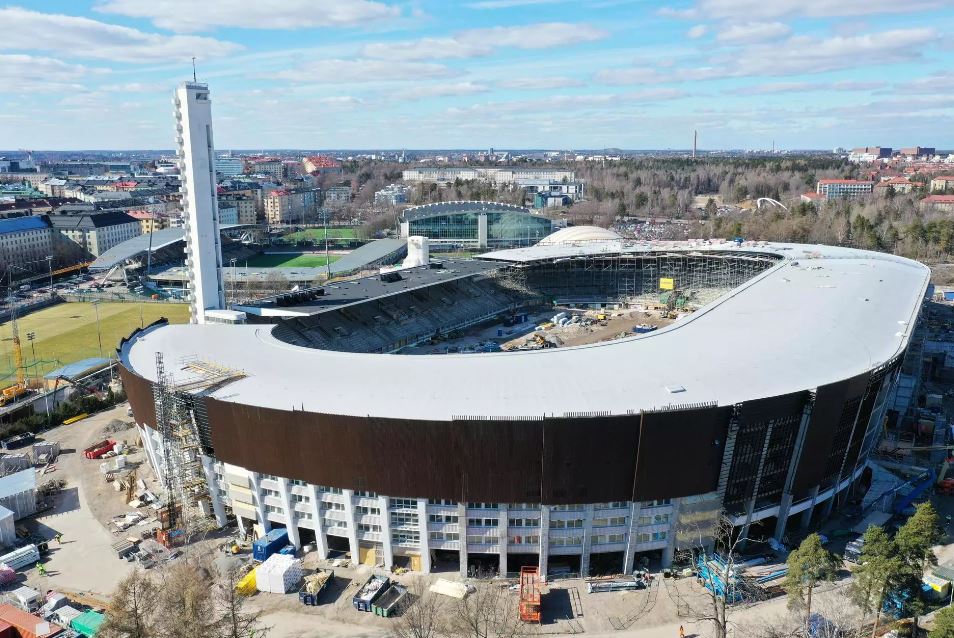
390;498;417;509
262;488;280;498
355;506;380;516
641;499;672;508
391;512;419;528
264;505;282;514
653;531;667;541
298;512;313;520
429;514;459;524
593;516;627;527
290;479;306;487
357;523;382;533
468;518;498;527
637;516;652;526
654;513;670;525
354;490;377;498
466;535;497;545
509;503;539;510
549;536;582;547
467;502;498;509
392;531;419;545
430;531;460;541
319;486;342;495
508;534;540;544
597;501;628;509
292;494;310;503
551;519;583;529
508;517;540;528
320;502;345;511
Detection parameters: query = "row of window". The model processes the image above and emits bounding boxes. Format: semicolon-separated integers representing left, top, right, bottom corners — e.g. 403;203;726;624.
429;531;460;542
641;499;673;508
391;512;419;528
592;533;625;545
637;514;669;526
355;505;380;516
429;514;459;524
392;531;419;544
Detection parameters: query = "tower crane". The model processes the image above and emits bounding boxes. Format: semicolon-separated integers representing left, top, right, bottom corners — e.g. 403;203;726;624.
0;274;28;406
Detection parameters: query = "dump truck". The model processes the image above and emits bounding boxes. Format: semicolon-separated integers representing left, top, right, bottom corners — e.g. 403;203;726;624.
353;574;390;612
519;566;542;623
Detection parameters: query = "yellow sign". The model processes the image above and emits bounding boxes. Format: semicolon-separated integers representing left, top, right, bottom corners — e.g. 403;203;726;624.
659;277;675;290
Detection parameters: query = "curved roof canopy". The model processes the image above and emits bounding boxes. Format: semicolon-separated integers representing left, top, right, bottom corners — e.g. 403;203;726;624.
538;226;622;245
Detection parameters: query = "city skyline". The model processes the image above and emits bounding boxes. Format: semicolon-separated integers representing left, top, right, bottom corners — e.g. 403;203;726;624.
2;0;953;150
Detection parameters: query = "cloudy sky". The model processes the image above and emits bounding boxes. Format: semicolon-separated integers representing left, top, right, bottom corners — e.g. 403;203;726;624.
3;0;953;150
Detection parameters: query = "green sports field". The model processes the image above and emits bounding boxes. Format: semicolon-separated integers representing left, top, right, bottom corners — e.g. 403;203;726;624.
0;302;191;383
281;227;357;242
242;253;340;268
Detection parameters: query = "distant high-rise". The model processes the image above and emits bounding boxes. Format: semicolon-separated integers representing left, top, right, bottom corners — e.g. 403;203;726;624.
174;81;225;324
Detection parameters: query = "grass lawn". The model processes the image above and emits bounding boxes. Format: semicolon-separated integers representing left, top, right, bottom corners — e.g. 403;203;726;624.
243;253;340;268
0;302;191;383
282;227;357;242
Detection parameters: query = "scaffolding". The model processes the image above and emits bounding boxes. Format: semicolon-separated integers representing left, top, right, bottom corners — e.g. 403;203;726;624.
153;352;246;544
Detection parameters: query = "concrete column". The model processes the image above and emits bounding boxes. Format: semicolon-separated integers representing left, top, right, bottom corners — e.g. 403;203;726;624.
307;484;329;559
622;501;641;574
800;486;819;530
341;489;360;566
458;502;468;577
774;493;793;542
235;513;247;537
249;472;270;534
581;504;595;577
199;455;227;527
538;505;550;578
477;213;488;249
277;478;300;548
498;504;508;577
139;426;162;483
738;498;757;550
417;499;431;573
379;496;394;570
662;500;681;569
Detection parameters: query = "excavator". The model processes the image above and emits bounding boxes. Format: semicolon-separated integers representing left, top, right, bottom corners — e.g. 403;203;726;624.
0;286;28;407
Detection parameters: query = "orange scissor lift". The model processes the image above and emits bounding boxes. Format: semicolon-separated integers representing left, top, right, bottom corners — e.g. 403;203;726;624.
519;566;542;623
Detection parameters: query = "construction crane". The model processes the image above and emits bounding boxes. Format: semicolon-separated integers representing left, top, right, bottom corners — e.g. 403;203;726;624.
0;274;28;406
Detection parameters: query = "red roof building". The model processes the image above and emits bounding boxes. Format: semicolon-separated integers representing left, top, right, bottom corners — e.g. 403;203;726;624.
0;604;64;638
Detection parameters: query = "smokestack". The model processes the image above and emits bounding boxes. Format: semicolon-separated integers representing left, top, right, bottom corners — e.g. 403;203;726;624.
693;130;697;159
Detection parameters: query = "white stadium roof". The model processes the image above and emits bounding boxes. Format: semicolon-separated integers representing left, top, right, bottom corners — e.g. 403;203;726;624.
121;241;929;421
537;225;622;245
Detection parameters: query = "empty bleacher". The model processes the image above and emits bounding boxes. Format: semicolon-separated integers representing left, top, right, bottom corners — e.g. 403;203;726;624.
272;274;527;353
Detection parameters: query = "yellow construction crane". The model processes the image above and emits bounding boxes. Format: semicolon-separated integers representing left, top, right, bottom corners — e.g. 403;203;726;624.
0;276;28;406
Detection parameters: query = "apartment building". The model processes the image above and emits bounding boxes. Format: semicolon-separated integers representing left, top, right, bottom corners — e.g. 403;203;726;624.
264;188;318;224
47;209;140;257
816;179;874;199
0;216;53;267
931;176;954;192
218;193;258;225
374;184;410;206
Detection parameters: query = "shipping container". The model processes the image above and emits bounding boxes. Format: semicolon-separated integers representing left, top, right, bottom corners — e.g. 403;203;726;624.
252;528;289;562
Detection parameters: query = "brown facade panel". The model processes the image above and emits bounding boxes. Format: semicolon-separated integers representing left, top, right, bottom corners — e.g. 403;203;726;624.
633;406;732;501
120;366;155;428
541;415;639;504
791;372;870;498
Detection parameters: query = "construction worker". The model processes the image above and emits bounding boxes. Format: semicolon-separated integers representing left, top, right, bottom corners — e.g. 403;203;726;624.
37;563;46;577
679;625;685;638
55;533;62;544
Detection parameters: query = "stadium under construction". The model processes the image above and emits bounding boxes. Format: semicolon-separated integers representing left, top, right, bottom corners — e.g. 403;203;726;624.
120;230;930;576
121;81;931;577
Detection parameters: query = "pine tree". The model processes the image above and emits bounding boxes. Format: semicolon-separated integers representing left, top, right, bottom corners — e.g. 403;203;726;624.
850;525;903;638
784;533;840;632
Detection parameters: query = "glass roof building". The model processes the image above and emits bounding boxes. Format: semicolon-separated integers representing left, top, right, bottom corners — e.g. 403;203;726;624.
399;201;554;249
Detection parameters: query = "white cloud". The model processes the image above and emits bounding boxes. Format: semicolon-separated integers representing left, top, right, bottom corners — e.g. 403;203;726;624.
0;7;241;62
0;54;103;93
467;0;569;7
716;22;790;44
500;77;585;89
275;59;457;83
593;67;666;85
361;23;608;61
730;28;937;76
660;0;943;20
96;0;400;33
747;80;886;94
687;25;708;38
405;82;490;98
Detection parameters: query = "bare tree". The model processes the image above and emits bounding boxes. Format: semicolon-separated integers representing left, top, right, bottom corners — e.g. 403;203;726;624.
158;559;222;638
667;514;766;638
214;566;270;638
99;568;161;638
392;577;447;638
448;578;528;638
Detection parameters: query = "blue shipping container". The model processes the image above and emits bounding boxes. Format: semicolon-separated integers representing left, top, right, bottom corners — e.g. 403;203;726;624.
945;291;954;301
253;528;289;561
